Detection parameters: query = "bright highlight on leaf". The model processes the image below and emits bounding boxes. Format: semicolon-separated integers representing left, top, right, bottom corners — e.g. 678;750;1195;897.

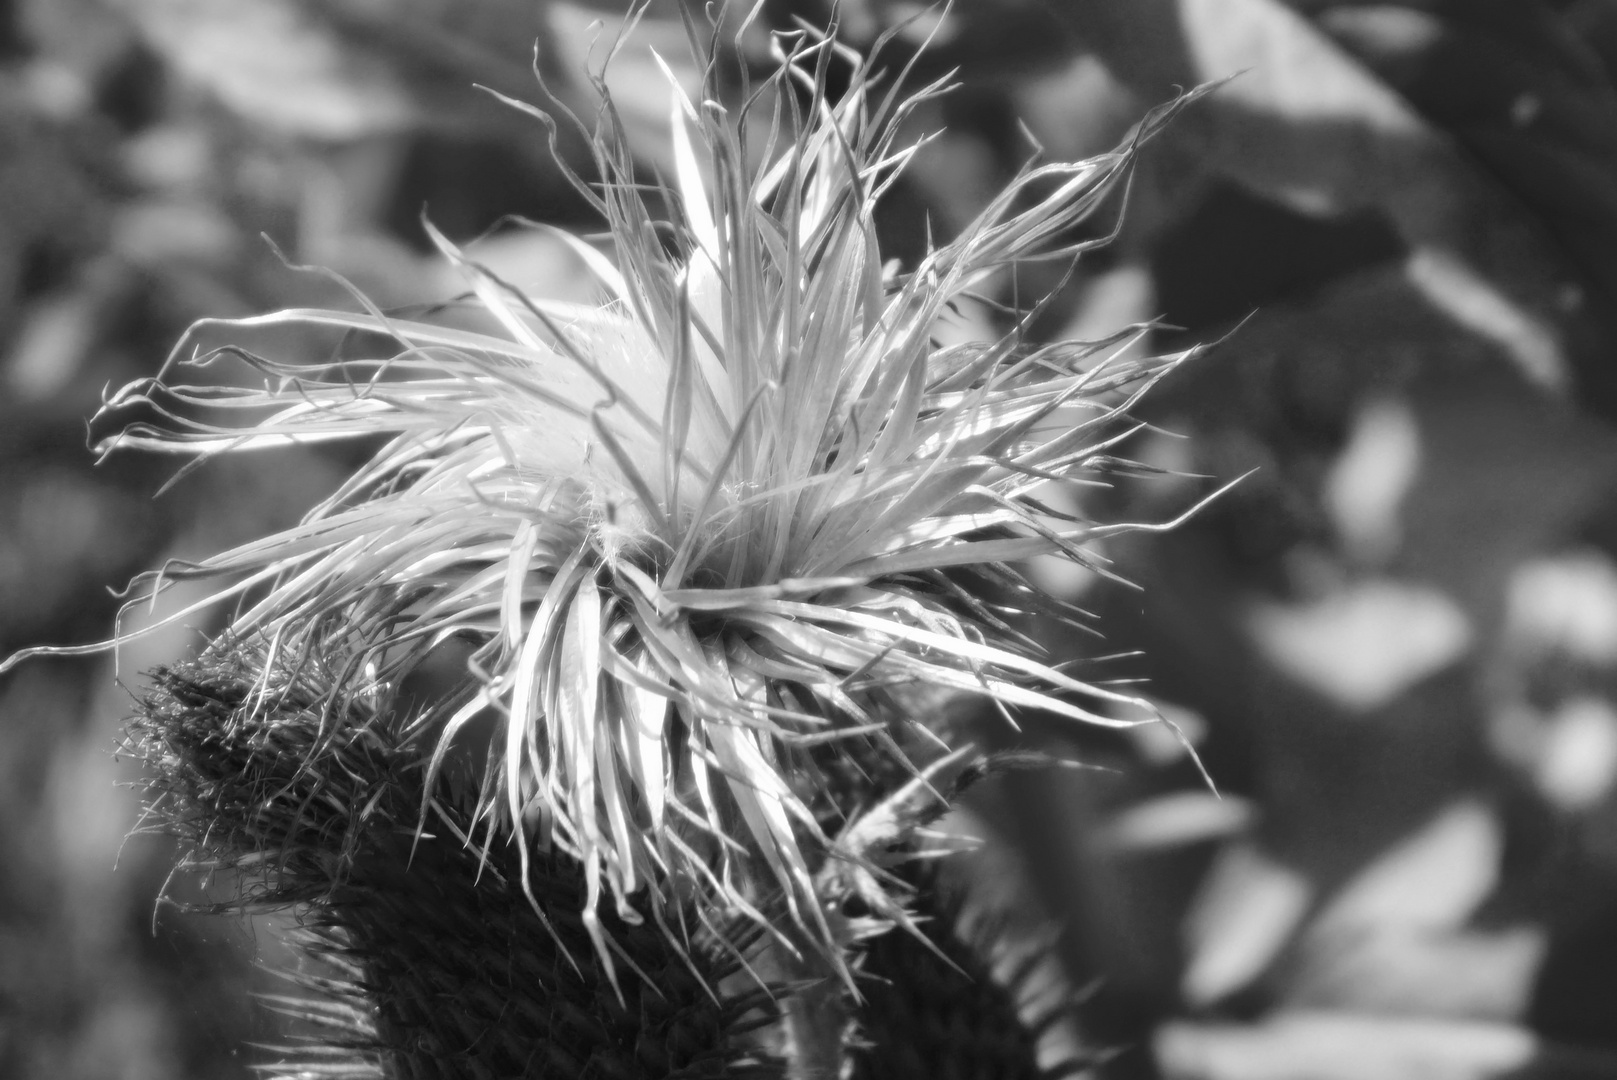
11;22;1208;970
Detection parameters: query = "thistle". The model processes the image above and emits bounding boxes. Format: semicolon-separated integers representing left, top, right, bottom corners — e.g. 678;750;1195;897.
8;14;1209;1078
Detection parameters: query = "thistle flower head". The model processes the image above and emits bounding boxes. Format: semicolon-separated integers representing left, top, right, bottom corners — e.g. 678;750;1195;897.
22;23;1204;972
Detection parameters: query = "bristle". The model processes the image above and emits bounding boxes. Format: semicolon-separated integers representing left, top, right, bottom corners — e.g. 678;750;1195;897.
310;830;783;1080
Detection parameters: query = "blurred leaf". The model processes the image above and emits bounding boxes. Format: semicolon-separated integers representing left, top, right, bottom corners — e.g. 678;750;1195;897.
1182;841;1313;1006
1012;52;1149;165
1393;387;1617;616
1158;1013;1617;1080
1246;578;1473;712
1506;551;1617;668
1048;0;1617;408
1323;397;1420;567
4;284;100;402
112;0;417;139
110;0;550;140
1535;697;1617;812
1311;3;1617;369
1099;791;1255;854
1312;799;1499;931
1141;260;1617;610
1282;924;1545;1020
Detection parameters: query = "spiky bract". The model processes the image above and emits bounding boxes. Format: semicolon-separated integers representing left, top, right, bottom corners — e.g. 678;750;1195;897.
136;645;784;1080
849;861;1097;1080
56;26;1199;968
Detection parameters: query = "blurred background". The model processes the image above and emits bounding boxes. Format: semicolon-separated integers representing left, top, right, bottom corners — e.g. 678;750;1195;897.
4;0;1617;1077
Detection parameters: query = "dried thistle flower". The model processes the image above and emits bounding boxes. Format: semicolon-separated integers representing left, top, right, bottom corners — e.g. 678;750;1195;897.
9;12;1210;1027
